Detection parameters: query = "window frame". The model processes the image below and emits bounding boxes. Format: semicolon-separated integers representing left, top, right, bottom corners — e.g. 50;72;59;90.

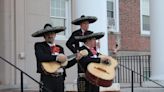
140;0;150;36
50;0;72;40
107;0;120;33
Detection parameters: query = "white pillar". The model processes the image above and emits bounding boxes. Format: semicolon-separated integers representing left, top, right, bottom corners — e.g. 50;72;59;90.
75;0;108;55
150;0;164;84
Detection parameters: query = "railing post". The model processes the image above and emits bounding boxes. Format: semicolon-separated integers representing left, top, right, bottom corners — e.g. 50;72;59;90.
139;56;142;86
21;71;24;92
131;70;134;92
118;67;120;83
148;55;151;77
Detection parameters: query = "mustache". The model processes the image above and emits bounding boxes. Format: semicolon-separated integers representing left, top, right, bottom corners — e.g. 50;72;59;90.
46;37;54;43
47;37;54;40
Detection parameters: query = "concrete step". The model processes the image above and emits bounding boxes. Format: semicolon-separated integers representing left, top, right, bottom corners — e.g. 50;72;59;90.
1;87;163;92
0;90;38;92
119;82;164;92
0;83;121;92
2;83;163;92
0;85;38;92
119;83;141;87
120;87;164;92
65;83;120;92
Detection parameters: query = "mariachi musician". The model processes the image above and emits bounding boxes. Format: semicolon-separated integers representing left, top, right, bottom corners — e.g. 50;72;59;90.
32;23;82;92
74;31;110;92
66;15;97;54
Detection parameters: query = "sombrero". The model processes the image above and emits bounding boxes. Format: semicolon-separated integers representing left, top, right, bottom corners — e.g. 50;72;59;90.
32;23;66;37
72;15;97;25
75;31;104;42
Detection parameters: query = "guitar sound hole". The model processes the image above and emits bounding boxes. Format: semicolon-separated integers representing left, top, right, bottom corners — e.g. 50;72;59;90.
95;67;109;74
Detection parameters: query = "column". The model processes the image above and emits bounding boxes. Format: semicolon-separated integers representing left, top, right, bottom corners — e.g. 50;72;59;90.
150;0;164;85
75;0;108;54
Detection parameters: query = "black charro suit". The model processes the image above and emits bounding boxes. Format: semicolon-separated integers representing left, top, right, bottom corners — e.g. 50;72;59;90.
66;29;84;53
34;41;77;92
75;45;101;92
78;45;101;73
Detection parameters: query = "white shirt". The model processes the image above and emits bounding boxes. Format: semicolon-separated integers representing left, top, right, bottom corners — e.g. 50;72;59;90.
84;44;98;58
79;29;85;47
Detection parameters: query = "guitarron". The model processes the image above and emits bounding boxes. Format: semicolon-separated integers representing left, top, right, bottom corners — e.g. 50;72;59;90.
86;56;118;87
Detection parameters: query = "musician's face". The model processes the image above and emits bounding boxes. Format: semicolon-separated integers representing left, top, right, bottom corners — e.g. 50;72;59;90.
44;32;56;43
80;21;89;31
90;38;96;48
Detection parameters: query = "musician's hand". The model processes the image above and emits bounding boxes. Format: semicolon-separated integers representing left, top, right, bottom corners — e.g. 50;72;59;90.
99;55;109;63
56;54;67;63
75;52;83;61
79;50;88;56
102;60;109;65
61;61;68;67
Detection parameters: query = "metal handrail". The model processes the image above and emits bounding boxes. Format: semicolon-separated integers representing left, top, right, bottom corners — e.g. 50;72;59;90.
0;56;52;92
115;55;151;83
118;62;164;92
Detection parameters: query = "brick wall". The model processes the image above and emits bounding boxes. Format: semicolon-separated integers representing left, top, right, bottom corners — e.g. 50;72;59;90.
108;0;150;52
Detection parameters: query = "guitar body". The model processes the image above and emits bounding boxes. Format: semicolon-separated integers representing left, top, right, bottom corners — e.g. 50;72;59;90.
86;57;118;87
41;62;60;73
41;50;88;74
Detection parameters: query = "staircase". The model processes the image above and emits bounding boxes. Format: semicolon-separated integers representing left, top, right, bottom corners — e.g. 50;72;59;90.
119;83;164;92
65;83;120;92
0;83;120;92
0;89;38;92
120;87;164;92
1;85;164;92
1;88;164;92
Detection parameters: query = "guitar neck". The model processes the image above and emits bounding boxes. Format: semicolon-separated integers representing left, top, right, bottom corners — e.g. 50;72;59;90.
67;54;76;59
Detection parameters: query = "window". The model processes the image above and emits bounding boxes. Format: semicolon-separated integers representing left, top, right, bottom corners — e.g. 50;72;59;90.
141;0;150;35
50;0;71;39
143;15;150;30
107;1;114;18
107;0;119;32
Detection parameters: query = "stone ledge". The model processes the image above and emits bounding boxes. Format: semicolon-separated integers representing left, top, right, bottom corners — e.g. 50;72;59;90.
65;83;120;92
142;81;164;88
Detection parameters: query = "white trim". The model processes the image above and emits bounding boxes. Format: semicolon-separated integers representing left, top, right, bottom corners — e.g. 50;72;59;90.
50;16;66;19
115;0;120;32
141;30;150;35
64;0;72;38
107;0;120;33
140;0;150;36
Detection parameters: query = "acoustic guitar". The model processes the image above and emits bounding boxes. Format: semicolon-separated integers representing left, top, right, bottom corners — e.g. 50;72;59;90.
41;50;88;74
86;56;118;87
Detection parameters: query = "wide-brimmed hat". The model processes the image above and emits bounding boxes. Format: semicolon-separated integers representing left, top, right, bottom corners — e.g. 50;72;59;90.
72;15;97;25
32;23;66;37
75;31;104;42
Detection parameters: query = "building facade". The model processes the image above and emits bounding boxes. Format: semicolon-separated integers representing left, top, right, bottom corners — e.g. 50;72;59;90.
108;0;150;56
0;0;153;90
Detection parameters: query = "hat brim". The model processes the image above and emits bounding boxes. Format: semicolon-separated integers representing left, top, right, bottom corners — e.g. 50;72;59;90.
75;32;104;42
72;16;97;25
32;26;66;37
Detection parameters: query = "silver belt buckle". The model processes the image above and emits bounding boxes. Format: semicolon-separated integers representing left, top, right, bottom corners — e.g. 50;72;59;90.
79;73;85;77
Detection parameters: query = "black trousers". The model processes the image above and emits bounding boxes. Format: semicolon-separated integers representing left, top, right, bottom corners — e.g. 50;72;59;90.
77;77;99;92
40;74;64;92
